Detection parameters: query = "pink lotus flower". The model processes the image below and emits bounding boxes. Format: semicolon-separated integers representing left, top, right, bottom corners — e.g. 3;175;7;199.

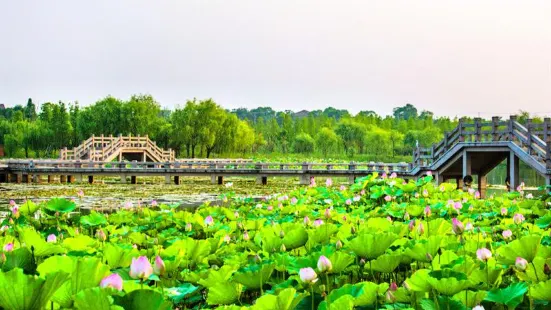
390;282;398;291
10;206;19;218
452;218;464;235
385;290;396;303
345;199;352;205
97;229;107;241
465;222;474;231
47;234;57;243
390;172;397;179
151;200;158;207
3;243;14;252
243;231;250;241
267;206;273;211
472;306;485;310
309;177;316;187
387;216;392;222
475;191;481;199
340;185;346;191
422;189;429;197
476;248;492;261
100;273;123;291
9;200;16;206
404;212;410;220
408;220;416;231
291;197;298;205
77;190;84;198
502;230;512;239
515;257;528;271
453;202;462;210
468;188;475;195
299;267;318;284
313;219;324;227
185;223;192;232
353;195;360;202
326;178;333;187
317;255;333;273
384;195;392;202
513;213;525;224
153;256;166;276
424;206;431;217
204;215;214;226
382;172;388;179
417;223;425;235
324;208;331;218
526;193;533;199
501;208;508;216
129;256;153;280
360;189;366;196
124;201;133;209
303;216;311;226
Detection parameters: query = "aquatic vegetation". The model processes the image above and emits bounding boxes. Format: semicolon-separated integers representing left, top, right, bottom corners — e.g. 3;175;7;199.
1;174;551;309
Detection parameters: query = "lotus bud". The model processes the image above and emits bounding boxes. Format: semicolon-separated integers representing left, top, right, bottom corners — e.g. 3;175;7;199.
502;230;512;240
211;264;220;270
185;223;192;232
303;216;310;226
132;244;137;249
243;231;250;241
279;230;285;238
47;234;57;243
97;229;107;242
452;218;464;235
475;191;481;199
204;215;214;226
350;225;356;235
387;216;392;222
317;255;333;273
404;212;410;220
424;206;431;217
360;189;366;195
383;195;391;202
417;223;425;235
0;253;5;263
526;193;533;199
326;178;333;187
280;244;286;252
9;218;14;225
345;199;352;206
359;258;366;266
319;284;326;293
408;220;416;232
324;208;331;219
390;172;397;179
422;189;429;197
390;282;398;291
313;219;324;227
472;306;485;310
75;228;79;235
340;185;346;191
153;256;166;276
515;257;528;271
129;256;153;280
336;240;343;250
3;243;14;252
100;273;123;291
299;267;318;284
385;290;396;303
465;222;474;232
10;206;20;219
233;211;239;219
267;206;273;211
426;253;433;262
291;197;298;205
223;235;231;244
9;200;16;206
513;213;525;224
545;263;551;276
476;248;492;261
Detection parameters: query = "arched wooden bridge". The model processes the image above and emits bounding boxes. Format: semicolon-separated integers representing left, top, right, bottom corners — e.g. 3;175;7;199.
1;116;550;195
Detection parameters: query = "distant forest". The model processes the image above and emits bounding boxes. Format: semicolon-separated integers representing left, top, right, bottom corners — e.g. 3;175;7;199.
0;96;537;161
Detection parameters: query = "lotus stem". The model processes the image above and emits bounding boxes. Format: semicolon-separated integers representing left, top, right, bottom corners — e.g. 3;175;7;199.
531;261;540;282
311;285;315;310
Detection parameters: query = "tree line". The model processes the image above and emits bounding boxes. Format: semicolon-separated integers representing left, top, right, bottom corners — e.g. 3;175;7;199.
1;96;460;160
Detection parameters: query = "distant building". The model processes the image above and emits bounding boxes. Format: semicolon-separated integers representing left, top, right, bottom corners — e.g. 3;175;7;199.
293;110;310;118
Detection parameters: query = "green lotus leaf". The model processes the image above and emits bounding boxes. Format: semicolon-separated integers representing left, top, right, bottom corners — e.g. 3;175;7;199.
354;282;389;306
307;224;339;247
484;282;528;308
405;269;431;292
404;236;443;263
19;200;40;216
63;235;98;253
0;268;69;310
318;295;355;310
233;263;274;289
282;225;308;250
469;267;503;288
369;253;401;273
164;238;211;267
80;211;108;227
406;205;424;217
427;270;472;296
347;232;397;259
73;287;113;310
529;279;551;301
2;247;36;274
453;290;487;308
328;251;355;274
496;235;548;265
251;288;307;310
45;198;77;213
37;255;76;275
515;257;550;283
198;265;238;288
103;243;140;269
420;296;467;310
114;289;172;310
166;283;199;304
431;250;459;270
19;227;66;257
207;282;242;305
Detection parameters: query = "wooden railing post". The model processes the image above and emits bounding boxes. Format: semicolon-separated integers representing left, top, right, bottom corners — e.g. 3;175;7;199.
474;118;481;142
491;116;500;141
526;118;533;155
458;118;464;142
509;115;517;141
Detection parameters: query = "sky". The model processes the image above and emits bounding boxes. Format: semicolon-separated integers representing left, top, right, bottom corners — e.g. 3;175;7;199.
1;1;550;117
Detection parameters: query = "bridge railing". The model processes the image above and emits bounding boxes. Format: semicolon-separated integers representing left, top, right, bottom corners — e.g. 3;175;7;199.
413;116;551;170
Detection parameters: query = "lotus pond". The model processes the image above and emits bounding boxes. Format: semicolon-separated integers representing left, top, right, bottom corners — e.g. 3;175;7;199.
1;174;551;310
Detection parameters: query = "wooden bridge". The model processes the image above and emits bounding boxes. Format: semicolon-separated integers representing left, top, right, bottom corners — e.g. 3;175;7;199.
1;116;550;195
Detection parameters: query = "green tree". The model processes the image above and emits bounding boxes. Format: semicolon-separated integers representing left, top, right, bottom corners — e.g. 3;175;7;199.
315;127;339;157
293;133;315;154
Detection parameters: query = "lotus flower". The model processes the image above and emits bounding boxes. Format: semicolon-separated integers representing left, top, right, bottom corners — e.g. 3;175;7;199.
3;243;14;252
324;208;331;218
77;190;84;198
299;267;318;284
326;178;333;187
233;211;239;218
225;182;233;188
303;216;311;226
404;212;410;220
526;193;533;199
452;218;464;235
360;189;366;195
465;222;473;232
417;223;425;235
97;229;107;241
151;200;158;207
345;199;352;205
204;215;214;226
290;197;298;205
502;230;512;239
280;244;286;252
153;256;166;276
384;195;392;202
124;201;133;209
453;202;462;210
513;213;525;224
408;220;416;231
424;206;431;217
223;235;231;243
475;191;481;199
387;216;392;222
515;257;528;271
185;223;192;232
313;219;324;227
426;171;433;176
47;234;57;243
390;172;397;179
9;200;16;206
340;185;346;191
100;273;123;291
472;306;485;310
501;208;508;216
476;248;492;261
129;256;153;280
422;189;429;197
382;172;388;179
353;195;360;202
385;290;396;303
317;255;333;273
10;206;19;218
267;206;273;211
309;177;316;187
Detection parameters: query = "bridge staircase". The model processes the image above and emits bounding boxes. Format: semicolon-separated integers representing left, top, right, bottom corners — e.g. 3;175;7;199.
59;135;175;162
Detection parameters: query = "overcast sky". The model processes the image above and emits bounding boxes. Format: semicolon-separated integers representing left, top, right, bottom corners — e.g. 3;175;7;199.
1;1;550;117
